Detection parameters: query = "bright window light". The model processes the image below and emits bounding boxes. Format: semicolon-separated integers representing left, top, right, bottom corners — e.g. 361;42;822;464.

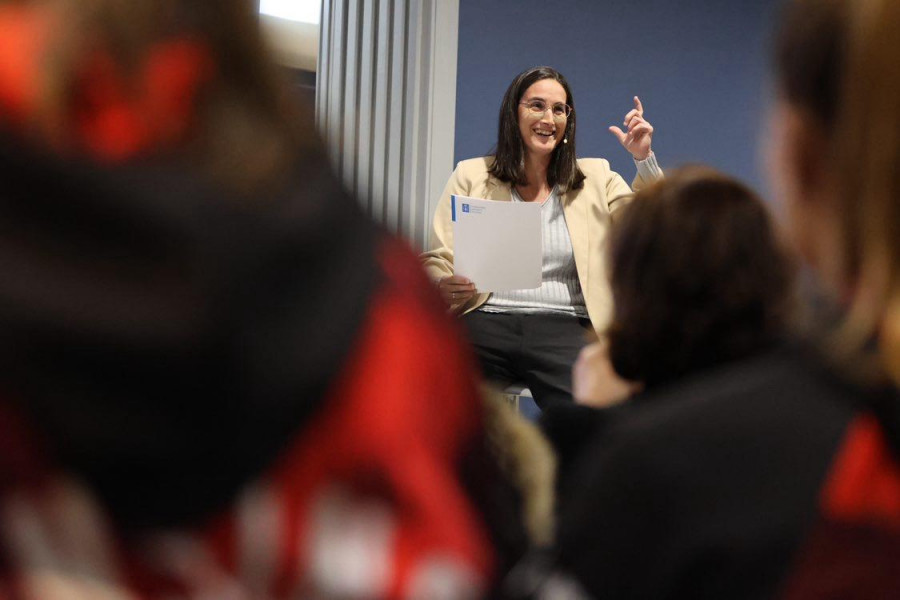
260;0;321;25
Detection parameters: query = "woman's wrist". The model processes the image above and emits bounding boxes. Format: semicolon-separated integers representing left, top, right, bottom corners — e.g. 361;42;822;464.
634;151;663;182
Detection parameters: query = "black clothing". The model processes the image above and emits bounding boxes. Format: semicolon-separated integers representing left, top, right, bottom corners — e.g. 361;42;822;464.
539;402;611;496
0;138;378;529
462;310;592;409
549;344;900;599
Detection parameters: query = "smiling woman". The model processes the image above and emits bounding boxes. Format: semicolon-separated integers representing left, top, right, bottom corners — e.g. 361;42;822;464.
420;65;665;410
518;86;573;156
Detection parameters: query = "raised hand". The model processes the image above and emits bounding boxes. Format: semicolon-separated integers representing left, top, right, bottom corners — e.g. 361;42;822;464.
608;96;654;161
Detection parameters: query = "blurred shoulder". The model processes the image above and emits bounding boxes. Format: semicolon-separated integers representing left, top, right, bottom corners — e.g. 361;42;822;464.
553;345;869;597
607;346;858;448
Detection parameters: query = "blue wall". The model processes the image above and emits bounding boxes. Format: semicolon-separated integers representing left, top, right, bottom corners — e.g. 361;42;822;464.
454;0;782;196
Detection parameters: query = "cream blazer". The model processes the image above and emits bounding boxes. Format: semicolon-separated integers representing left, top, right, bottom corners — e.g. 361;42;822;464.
421;156;652;335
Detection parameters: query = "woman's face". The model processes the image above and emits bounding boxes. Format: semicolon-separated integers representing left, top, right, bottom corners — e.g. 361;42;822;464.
517;78;568;158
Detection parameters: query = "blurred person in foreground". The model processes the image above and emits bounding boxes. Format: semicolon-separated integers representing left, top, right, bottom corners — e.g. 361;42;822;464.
511;0;900;597
0;0;550;597
542;168;793;492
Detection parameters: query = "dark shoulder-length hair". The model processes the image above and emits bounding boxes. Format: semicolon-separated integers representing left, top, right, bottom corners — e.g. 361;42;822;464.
606;167;793;387
488;66;585;191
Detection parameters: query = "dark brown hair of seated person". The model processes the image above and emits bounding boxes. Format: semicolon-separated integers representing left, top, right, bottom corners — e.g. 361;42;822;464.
487;66;586;191
605;167;793;388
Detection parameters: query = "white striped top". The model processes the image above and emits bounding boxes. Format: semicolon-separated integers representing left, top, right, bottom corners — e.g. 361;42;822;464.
479;186;588;318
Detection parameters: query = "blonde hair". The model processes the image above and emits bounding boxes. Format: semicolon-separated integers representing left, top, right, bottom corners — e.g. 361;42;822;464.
778;0;900;385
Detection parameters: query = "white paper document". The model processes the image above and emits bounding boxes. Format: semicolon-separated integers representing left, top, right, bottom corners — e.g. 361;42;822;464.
451;195;542;292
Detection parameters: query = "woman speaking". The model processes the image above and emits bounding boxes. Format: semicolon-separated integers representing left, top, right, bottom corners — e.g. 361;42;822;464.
421;66;663;409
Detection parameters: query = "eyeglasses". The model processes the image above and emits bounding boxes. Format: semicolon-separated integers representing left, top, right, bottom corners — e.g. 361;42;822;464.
519;99;573;121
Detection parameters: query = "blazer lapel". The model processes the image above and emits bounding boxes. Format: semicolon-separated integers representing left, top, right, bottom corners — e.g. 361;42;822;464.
484;176;512;202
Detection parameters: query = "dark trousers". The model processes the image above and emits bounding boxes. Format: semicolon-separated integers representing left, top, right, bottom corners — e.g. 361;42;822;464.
461;310;592;410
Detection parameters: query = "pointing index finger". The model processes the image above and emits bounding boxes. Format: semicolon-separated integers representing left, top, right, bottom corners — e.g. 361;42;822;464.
634;95;644;115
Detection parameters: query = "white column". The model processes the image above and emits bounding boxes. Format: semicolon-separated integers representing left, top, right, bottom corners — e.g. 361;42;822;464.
316;0;459;250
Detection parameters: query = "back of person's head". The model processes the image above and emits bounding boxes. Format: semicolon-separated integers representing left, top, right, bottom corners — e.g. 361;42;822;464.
0;0;311;193
0;0;378;529
606;167;792;387
774;0;900;385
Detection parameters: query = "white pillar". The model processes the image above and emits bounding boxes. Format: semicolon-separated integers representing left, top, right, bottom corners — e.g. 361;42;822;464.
317;0;459;250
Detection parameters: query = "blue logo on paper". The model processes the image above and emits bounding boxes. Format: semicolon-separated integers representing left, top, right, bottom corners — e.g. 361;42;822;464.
462;203;470;213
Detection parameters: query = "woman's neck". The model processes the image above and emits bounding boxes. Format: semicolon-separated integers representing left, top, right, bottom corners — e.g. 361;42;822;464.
517;152;552;202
